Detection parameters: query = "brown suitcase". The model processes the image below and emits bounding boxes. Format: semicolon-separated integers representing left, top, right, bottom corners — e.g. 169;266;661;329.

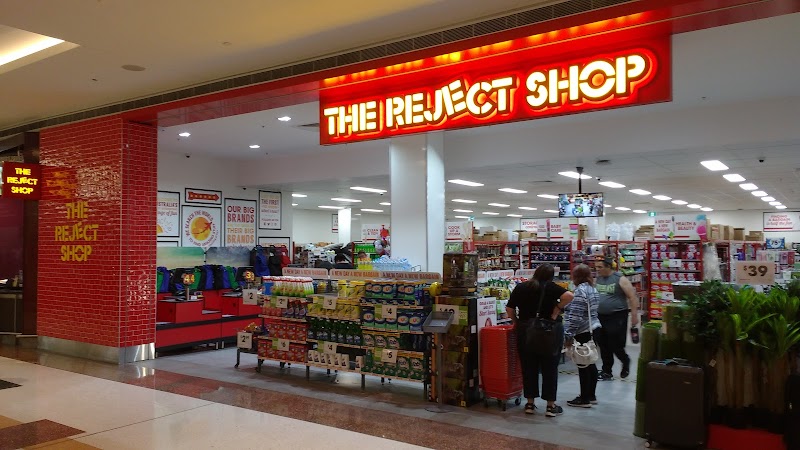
644;360;705;448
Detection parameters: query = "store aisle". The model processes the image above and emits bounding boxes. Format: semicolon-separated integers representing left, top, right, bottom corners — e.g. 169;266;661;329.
0;356;425;450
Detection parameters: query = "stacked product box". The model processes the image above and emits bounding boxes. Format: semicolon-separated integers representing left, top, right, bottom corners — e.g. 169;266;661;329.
648;241;703;320
431;295;481;407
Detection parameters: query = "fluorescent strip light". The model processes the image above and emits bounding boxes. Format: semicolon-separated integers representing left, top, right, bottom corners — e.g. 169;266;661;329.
769;201;782;206
762;196;776;202
701;160;729;171
379;202;391;206
739;183;758;191
0;35;65;67
518;206;537;211
452;199;477;204
454;215;470;219
723;173;746;182
653;195;672;201
751;191;767;197
249;145;260;149
292;193;307;198
629;189;651;195
350;186;387;194
453;209;473;213
632;210;647;214
776;205;788;209
291;203;298;206
605;204;613;207
687;204;701;209
507;214;523;218
354;213;361;216
498;188;528;194
615;207;631;211
277;116;292;122
361;209;384;213
482;212;499;215
487;203;510;208
671;200;688;205
331;197;361;202
318;205;344;210
598;181;626;188
537;194;558;199
558;171;592;180
701;207;713;212
544;209;558;213
448;179;484;187
178;132;191;137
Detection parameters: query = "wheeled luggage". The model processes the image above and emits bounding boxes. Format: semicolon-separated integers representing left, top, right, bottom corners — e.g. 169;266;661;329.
479;325;523;411
644;359;705;448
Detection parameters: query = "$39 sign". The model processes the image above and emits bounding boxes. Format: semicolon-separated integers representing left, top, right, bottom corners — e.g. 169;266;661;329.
735;261;776;285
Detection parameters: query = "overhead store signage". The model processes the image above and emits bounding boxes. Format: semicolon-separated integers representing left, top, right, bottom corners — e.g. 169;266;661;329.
763;211;800;232
319;28;670;144
2;162;42;199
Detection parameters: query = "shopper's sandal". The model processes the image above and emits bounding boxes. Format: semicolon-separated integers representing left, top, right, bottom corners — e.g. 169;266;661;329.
545;404;564;417
524;403;536;414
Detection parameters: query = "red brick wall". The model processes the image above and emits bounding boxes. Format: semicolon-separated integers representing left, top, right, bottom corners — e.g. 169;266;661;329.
38;116;157;347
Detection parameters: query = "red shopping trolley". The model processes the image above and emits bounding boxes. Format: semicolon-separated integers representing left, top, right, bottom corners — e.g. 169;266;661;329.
479;325;523;411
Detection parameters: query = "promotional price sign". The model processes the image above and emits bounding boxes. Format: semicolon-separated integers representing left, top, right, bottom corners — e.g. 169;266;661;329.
322;341;338;354
275;296;289;309
446;221;473;241
242;289;259;305
382;305;397;320
323;297;337;310
735;261;776;285
763;212;800;232
275;339;290;352
435;304;468;326
381;348;398;364
477;297;497;331
236;332;253;350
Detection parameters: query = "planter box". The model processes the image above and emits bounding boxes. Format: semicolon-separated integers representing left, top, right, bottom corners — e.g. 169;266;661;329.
707;424;785;450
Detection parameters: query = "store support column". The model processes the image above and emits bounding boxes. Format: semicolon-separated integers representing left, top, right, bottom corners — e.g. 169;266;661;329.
389;132;445;273
338;208;351;245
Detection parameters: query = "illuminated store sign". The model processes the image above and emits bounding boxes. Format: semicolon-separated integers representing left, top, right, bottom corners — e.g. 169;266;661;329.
1;162;42;199
320;31;670;144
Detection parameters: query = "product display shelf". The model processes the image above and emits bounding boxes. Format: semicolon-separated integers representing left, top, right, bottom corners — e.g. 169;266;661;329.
527;240;573;280
359;302;426;310
647;240;703;321
361;327;426;335
306;339;365;350
257;336;307;345
475;241;521;271
616;241;649;313
258;315;307;323
307;314;361;323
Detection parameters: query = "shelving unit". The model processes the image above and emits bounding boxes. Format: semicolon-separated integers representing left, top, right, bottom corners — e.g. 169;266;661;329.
475;242;521;271
527;240;573;281
647;240;703;320
617;242;648;313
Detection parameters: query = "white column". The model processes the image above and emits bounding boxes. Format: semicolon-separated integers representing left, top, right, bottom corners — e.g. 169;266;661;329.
389;132;445;273
338;208;352;245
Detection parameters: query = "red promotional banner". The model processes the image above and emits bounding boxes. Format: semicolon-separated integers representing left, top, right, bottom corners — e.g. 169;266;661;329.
2;162;42;200
320;26;671;145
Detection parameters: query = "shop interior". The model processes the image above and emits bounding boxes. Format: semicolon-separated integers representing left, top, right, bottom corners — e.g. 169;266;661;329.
139;13;800;449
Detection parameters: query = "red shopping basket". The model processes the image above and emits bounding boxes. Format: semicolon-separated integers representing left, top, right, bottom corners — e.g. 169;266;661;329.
480;325;523;410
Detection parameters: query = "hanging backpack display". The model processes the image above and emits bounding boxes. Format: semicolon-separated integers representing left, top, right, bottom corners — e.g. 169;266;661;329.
250;246;270;277
267;246;283;276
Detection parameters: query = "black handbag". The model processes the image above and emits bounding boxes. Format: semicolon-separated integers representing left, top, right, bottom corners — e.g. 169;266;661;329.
526;282;561;357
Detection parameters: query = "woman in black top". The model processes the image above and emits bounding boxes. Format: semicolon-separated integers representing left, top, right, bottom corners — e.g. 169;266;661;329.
506;264;574;417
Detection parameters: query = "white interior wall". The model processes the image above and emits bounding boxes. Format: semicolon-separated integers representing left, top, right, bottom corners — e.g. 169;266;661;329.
292;209;390;245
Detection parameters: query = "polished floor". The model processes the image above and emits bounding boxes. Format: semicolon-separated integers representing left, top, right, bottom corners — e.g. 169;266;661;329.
0;340;643;450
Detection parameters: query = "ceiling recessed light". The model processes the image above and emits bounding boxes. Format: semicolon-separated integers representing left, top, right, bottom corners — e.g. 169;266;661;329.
701;207;714;212
701;160;729;171
687;204;702;209
361;209;383;213
507;214;523;217
454;215;471;219
121;64;146;72
769;201;782;206
544;209;558;214
518;206;537;211
537;194;558;199
653;195;672;201
318;205;344;210
452;199;477;204
249;144;261;149
178;132;191;137
723;173;746;182
632;210;647;214
277;116;291;122
671;200;688;205
615;206;631;211
354;213;361;216
558;171;592;180
629;189;652;195
739;183;758;191
291;203;298;206
762;196;776;202
453;209;473;213
380;202;391;206
599;181;626;188
498;188;528;194
350;186;387;194
605;204;613;207
776;205;788;209
482;212;499;215
292;193;307;198
448;179;484;187
487;203;510;208
331;197;361;202
751;191;767;197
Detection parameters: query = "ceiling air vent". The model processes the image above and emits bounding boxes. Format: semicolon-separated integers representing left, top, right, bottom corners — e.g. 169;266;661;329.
296;122;320;131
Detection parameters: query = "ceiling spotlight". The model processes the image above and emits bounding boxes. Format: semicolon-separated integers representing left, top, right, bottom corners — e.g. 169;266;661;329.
379;202;391;206
632;210;647;214
350;186;387;194
448;179;484;187
291;203;298;206
361;209;384;213
769;201;782;206
599;181;626;188
499;188;528;194
653;195;672;201
292;193;307;198
331;197;361;202
629;189;652;195
178;132;191;137
507;214;523;217
559;171;592;179
544;209;558;214
671;200;688;205
751;191;767;197
277;116;291;122
605;204;613;208
723;173;746;182
762;196;776;202
615;206;631;211
483;212;499;215
776;205;788;209
249;144;260;149
687;204;702;209
452;199;477;203
518;206;537;210
537;194;558;199
318;205;344;210
701;207;714;212
701;160;729;171
453;209;473;213
739;183;758;191
487;203;510;208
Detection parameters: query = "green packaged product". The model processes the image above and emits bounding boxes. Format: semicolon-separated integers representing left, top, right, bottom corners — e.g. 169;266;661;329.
363;332;375;348
374;333;388;349
397;310;410;331
386;335;400;350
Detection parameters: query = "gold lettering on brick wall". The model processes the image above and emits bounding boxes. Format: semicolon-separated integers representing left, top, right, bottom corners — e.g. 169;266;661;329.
54;200;99;262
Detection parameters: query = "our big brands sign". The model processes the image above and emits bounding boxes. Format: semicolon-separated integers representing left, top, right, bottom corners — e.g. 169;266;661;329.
319;29;670;145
